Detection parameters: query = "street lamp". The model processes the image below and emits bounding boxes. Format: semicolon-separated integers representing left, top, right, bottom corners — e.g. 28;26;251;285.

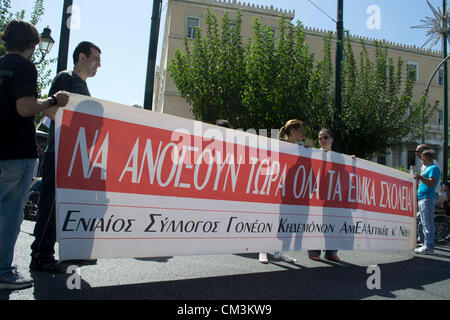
334;0;344;153
35;26;55;64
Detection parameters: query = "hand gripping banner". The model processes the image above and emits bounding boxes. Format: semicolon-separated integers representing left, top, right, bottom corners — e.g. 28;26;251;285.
55;94;417;260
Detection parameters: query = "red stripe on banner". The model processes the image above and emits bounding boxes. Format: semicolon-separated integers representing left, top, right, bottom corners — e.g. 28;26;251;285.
56;110;415;218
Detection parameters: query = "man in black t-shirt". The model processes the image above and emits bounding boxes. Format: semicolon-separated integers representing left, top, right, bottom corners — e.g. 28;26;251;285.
30;42;101;273
0;20;69;290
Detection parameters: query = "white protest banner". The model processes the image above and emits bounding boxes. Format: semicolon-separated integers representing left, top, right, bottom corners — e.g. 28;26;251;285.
55;94;417;260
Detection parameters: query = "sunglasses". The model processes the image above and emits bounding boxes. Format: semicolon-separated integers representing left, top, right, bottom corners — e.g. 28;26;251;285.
319;135;330;140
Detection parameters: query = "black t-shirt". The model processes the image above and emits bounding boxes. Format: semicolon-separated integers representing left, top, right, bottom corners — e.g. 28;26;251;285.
0;54;39;160
46;71;91;153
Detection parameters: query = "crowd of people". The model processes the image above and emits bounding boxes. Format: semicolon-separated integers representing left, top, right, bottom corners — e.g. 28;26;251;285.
0;19;444;291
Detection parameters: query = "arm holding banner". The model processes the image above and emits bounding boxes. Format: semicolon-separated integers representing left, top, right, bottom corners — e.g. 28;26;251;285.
16;90;70;118
414;173;438;188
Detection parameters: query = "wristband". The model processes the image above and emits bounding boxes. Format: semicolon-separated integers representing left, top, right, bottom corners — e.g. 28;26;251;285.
48;95;57;106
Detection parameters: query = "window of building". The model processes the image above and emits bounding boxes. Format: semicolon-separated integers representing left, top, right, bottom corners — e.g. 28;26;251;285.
439;110;444;125
224;21;237;40
407;62;419;81
186;17;200;39
407;150;416;169
262;25;276;38
438;69;444;85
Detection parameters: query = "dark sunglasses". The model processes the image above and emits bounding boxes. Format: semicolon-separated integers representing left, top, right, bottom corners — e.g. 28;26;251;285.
319;135;330;140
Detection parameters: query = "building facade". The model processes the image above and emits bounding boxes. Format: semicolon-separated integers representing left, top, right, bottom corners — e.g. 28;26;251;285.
154;0;450;173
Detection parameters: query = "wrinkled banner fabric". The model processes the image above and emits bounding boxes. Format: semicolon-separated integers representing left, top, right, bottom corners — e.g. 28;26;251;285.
55;95;416;260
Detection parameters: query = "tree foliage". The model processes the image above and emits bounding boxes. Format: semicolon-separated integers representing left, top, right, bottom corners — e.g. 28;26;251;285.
169;9;436;159
170;10;245;128
0;0;55;97
169;9;314;133
305;33;437;158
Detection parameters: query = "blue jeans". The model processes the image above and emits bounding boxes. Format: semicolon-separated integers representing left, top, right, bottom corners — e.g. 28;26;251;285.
418;198;436;250
0;159;36;276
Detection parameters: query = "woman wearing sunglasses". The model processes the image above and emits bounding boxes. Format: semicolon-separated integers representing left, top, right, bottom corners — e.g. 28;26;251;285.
308;129;341;262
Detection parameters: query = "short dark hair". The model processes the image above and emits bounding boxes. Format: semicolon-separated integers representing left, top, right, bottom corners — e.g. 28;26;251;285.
416;144;430;153
422;149;435;160
0;20;40;52
73;41;101;64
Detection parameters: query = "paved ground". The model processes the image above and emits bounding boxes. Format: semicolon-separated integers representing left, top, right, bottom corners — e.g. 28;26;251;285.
2;219;450;301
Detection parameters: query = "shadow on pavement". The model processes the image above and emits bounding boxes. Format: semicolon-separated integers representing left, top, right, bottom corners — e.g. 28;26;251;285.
134;257;174;263
1;252;447;300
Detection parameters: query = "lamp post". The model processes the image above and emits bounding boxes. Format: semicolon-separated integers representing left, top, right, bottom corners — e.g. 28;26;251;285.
57;0;73;73
143;0;163;110
334;0;344;153
35;26;55;64
443;0;449;183
424;54;450;147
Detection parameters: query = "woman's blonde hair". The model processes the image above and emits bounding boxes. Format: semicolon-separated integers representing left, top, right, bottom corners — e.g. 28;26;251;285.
279;119;304;139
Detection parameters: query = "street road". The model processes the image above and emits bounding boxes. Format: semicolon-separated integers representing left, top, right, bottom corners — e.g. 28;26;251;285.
2;219;450;301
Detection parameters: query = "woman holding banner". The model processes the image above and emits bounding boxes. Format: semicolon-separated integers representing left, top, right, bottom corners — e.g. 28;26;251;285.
308;129;340;262
258;119;305;264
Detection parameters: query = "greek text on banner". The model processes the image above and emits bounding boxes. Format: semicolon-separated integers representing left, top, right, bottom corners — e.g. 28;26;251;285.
54;95;417;260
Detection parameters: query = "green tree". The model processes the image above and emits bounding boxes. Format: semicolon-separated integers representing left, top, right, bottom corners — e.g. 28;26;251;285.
305;33;437;158
0;0;55;97
242;17;314;132
170;9;246;128
169;9;436;159
1;0;55;127
169;9;315;133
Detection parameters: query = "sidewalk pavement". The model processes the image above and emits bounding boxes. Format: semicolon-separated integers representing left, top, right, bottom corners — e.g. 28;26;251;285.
2;219;450;300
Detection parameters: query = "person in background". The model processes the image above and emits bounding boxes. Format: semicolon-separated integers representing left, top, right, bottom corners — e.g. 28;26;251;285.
414;149;440;254
0;20;69;290
444;181;450;212
258;119;303;264
308;129;340;262
216;119;230;128
416;144;441;198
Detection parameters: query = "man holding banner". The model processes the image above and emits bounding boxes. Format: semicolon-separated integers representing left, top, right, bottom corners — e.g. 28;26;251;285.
30;41;101;273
